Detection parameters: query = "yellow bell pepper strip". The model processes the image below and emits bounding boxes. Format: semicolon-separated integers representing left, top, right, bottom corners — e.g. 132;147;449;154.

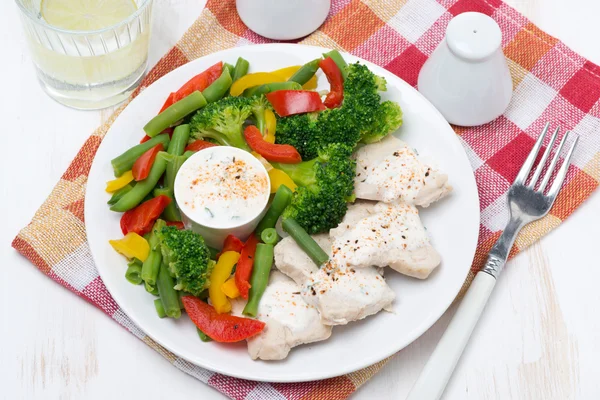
105;170;134;193
221;277;240;299
109;232;150;262
271;66;318;90
264;109;277;144
209;251;241;313
268;168;298;194
229;72;284;97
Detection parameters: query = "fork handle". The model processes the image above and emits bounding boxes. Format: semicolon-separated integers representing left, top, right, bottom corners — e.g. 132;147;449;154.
406;271;497;400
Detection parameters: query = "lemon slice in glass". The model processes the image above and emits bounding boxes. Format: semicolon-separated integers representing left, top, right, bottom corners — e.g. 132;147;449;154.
41;0;138;31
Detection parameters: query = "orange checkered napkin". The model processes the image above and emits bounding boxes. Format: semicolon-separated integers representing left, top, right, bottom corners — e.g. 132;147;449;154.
13;0;600;398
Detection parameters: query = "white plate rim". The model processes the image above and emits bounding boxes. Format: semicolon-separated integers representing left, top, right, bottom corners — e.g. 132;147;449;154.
85;43;480;382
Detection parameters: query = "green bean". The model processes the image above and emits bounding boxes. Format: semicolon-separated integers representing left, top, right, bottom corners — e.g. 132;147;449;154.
157;262;181;319
288;58;320;86
153;187;180;222
243;243;274;317
144;91;207;137
255;185;293;236
149;219;166;250
111;134;170;177
167;124;190;156
282;217;329;266
107;183;134;205
232;57;249;82
243;81;302;98
223;62;235;78
261;228;278;245
141;220;165;286
145;281;159;296
154;298;167;318
125;258;143;285
110;152;168;212
197;327;212;342
323;49;348;80
141;250;161;286
202;68;232;104
165;154;187;191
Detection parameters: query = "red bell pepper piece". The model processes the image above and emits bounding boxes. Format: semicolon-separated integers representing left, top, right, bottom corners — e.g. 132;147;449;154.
156;62;222;114
166;221;185;230
181;296;265;342
319;57;344;109
173;62;223;103
244;125;302;163
132;143;164;181
120;195;172;236
265;90;326;117
185;139;218;153
215;234;244;259
235;234;260;300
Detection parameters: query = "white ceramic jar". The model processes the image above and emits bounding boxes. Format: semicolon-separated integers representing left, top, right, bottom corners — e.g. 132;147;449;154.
236;0;331;40
417;12;513;127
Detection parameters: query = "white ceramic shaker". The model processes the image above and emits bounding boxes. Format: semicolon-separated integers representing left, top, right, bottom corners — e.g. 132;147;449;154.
236;0;331;41
417;12;513;127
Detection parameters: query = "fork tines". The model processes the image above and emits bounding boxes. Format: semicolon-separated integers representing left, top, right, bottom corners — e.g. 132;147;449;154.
513;122;579;199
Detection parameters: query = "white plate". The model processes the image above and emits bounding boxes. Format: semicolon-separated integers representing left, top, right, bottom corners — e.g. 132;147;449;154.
86;44;480;382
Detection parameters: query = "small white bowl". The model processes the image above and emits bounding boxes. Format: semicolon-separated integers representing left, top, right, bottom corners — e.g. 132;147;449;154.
236;0;331;40
174;147;271;249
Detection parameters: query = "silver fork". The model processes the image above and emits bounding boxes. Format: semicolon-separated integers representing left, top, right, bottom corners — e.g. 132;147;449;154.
407;123;579;400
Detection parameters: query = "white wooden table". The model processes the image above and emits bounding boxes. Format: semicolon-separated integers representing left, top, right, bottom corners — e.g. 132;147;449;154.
2;1;600;398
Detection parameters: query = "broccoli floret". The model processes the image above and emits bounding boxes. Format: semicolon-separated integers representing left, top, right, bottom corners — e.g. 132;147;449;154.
156;226;214;296
189;96;253;151
275;62;403;158
249;95;273;134
275;143;356;234
361;100;403;144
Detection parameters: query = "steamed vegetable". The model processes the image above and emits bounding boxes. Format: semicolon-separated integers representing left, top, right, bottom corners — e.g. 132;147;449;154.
319;56;344;109
106;170;134;192
132;144;164;181
125;258;143;285
266;90;326;117
111;134;170;177
182;296;265;342
234;234;259;300
109;232;150;262
119;195;171;236
157;262;182;319
110;152;169;212
275;62;402;158
144;91;207;138
157;226;214;296
244;125;302;163
282;217;329;266
189;96;253;151
209;251;241;314
275;143;356;234
243;243;274;317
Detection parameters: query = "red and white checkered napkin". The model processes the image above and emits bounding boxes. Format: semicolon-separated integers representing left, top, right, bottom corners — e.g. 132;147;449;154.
13;0;600;398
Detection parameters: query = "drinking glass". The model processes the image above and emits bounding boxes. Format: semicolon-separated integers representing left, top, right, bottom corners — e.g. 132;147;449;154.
15;0;154;110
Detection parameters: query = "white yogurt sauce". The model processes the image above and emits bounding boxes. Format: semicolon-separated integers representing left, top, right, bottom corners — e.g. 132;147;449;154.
175;147;270;228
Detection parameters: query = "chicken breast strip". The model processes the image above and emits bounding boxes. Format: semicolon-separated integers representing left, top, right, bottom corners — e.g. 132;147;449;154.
353;135;452;206
330;201;441;279
231;271;331;361
274;235;395;326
